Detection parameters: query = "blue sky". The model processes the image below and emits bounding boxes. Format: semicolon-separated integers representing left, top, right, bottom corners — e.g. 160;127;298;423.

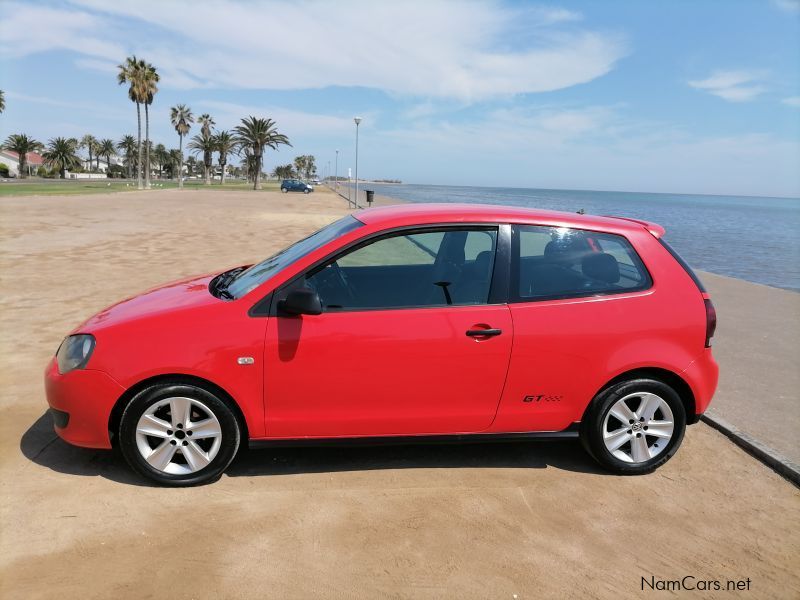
1;0;798;197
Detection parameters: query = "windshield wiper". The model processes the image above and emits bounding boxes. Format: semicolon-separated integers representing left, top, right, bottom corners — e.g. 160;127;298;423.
211;266;246;300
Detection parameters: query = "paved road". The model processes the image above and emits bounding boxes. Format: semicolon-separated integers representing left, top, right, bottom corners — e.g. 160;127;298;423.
700;271;800;465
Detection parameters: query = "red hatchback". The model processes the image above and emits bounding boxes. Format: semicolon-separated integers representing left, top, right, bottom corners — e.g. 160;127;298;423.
45;204;718;486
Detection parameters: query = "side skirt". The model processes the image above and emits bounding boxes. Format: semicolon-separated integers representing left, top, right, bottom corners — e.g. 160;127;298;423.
249;423;580;449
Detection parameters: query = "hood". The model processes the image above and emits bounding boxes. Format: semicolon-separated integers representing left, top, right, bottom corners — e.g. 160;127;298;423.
77;273;220;332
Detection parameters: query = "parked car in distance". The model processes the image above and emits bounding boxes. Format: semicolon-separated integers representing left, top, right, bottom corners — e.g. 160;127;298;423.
45;204;718;486
281;179;313;194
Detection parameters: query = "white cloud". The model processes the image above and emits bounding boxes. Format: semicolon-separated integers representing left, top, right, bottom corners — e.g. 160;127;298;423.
782;96;800;107
370;107;800;196
688;70;767;102
772;0;800;13
0;0;626;102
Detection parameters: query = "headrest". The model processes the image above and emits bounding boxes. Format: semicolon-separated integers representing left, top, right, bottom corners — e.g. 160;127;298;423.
474;250;492;272
544;239;582;265
582;252;620;284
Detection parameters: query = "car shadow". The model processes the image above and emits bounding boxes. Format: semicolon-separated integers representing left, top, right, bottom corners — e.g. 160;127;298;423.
21;412;606;486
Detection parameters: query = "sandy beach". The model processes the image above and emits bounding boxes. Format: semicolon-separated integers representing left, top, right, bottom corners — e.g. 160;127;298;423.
1;187;798;598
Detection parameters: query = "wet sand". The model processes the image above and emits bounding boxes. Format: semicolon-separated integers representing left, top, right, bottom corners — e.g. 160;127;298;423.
1;187;798;598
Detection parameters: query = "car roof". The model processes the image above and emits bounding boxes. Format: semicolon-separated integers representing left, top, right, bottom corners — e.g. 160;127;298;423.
354;203;665;237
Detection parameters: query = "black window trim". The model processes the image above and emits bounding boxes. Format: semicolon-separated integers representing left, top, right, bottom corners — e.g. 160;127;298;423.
250;222;509;317
508;223;654;304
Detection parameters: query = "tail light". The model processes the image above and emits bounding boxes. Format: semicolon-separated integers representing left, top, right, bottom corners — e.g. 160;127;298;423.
704;299;717;347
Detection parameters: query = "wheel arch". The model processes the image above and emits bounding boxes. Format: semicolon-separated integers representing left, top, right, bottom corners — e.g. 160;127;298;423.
586;367;696;423
108;373;250;446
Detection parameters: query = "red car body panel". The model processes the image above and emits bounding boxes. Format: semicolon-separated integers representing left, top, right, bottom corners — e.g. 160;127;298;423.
264;305;513;437
44;203;718;449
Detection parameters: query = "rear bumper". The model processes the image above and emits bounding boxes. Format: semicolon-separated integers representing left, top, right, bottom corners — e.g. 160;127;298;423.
681;349;719;420
44;358;126;449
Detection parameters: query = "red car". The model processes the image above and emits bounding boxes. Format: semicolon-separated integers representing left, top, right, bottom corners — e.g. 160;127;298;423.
45;204;718;486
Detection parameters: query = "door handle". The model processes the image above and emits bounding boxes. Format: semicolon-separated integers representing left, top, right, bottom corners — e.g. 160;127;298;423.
466;328;502;337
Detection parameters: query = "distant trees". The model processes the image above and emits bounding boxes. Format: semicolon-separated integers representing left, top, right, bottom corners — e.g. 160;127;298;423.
272;164;295;179
80;135;97;171
43;137;80;179
213;130;235;185
117;55;158;189
117;56;146;189
170;104;193;188
117;135;137;179
188;131;216;185
153;143;168;178
234;116;291;190
2;134;43;178
292;155;317;180
98;138;116;172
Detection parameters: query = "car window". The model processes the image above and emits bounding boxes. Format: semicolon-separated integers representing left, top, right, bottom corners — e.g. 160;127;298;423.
305;227;498;310
226;215;363;298
512;225;651;301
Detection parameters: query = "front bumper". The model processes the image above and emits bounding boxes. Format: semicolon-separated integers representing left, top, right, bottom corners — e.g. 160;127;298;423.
681;348;719;420
44;357;126;449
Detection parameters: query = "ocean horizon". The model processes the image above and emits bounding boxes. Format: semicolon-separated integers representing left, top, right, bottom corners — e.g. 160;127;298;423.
342;182;800;292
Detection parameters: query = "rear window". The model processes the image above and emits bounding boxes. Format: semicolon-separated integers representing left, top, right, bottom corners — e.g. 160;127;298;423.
512;225;651;301
658;239;706;292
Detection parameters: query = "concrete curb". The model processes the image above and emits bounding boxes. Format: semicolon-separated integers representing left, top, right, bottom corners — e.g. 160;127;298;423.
701;413;800;487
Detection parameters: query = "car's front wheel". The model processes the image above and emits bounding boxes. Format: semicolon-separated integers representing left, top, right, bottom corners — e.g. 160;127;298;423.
580;378;686;474
119;383;240;486
281;187;288;193
303;188;310;194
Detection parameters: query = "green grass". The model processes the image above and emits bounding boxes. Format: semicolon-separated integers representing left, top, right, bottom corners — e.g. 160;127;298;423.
0;178;283;196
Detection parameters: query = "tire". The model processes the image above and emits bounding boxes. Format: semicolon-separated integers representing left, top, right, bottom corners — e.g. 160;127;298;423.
580;378;686;475
281;187;288;193
119;383;241;486
303;188;310;194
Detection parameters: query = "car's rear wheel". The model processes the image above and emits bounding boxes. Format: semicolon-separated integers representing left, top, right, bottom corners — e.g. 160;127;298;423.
119;383;240;486
580;378;686;474
281;187;288;193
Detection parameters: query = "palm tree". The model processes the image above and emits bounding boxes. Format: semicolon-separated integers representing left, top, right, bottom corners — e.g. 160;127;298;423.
233;117;291;190
117;135;137;179
2;134;43;178
153;143;168;178
167;149;182;179
272;164;294;179
170;104;193;188
117;56;146;189
185;155;197;177
80;135;97;172
141;62;159;188
196;114;215;179
188;132;216;185
98;138;115;174
43;137;80;179
197;114;215;137
213;130;235;185
0;89;5;113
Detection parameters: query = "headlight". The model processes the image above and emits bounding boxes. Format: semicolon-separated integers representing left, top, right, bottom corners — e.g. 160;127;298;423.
56;334;96;374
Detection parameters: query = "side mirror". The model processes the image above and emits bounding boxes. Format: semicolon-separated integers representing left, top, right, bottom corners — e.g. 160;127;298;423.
280;288;322;316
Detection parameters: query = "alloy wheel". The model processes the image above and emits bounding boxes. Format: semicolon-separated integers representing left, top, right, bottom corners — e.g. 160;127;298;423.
135;396;223;475
601;392;675;463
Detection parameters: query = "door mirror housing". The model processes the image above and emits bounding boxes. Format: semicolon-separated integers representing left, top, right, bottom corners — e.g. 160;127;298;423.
280;288;323;316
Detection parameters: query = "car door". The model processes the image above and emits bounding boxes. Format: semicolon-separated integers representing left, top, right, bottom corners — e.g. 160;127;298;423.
263;225;513;438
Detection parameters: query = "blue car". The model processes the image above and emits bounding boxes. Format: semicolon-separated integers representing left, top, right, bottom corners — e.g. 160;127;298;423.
281;179;314;194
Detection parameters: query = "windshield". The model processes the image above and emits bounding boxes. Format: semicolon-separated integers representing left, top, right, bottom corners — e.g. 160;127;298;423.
225;215;363;299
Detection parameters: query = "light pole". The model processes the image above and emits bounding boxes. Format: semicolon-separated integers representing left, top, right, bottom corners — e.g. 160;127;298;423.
353;116;362;208
334;149;339;195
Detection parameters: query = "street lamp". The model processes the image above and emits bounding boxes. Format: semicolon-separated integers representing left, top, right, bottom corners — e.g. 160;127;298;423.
354;116;362;208
334;149;339;195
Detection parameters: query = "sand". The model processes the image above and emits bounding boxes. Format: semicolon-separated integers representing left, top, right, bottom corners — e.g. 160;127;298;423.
1;187;798;598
